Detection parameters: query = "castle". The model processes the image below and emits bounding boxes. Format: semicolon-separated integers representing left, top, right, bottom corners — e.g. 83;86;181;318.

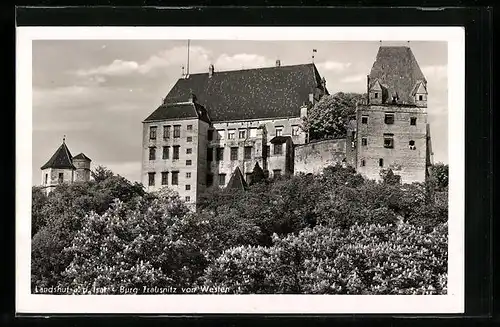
141;45;433;207
39;138;91;194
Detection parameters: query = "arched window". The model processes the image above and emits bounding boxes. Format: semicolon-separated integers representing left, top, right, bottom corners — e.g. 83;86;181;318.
409;140;416;150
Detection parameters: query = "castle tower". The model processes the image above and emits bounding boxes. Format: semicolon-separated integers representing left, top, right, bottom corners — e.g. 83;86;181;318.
355;46;431;183
72;153;92;182
40;138;76;194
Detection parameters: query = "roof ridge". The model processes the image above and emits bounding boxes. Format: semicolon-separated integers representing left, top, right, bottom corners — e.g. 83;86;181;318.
185;63;315;76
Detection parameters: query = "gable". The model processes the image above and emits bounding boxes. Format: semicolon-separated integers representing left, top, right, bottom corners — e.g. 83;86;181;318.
415;81;428;95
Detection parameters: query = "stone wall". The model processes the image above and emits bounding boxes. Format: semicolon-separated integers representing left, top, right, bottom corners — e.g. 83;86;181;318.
294;139;347;175
355;104;428;183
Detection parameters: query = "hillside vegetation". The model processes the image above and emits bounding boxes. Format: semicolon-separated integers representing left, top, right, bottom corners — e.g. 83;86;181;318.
31;164;448;295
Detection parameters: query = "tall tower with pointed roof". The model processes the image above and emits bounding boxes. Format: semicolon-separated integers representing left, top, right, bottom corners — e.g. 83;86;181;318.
40;138;91;194
355;45;432;183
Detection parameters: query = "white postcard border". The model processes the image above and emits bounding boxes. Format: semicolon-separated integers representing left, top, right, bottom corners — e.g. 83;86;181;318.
16;26;465;314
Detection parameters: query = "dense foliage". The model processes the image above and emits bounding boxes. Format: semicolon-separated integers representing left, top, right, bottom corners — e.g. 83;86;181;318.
303;92;365;140
31;164;448;295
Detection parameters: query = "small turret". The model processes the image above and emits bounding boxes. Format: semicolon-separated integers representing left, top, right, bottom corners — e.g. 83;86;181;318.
72;153;92;182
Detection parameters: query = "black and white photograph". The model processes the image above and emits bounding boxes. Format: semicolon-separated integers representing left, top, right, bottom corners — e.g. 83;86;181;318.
16;26;464;314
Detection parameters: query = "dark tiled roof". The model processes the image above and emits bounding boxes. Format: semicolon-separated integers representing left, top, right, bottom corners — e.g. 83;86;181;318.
269;135;292;144
41;142;75;170
226;166;248;191
159;64;327;122
369;46;426;105
73;153;91;161
144;101;211;123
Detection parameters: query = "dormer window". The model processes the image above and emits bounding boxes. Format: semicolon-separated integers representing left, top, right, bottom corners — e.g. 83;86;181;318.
418;95;423;101
391;96;397;104
374;92;379;99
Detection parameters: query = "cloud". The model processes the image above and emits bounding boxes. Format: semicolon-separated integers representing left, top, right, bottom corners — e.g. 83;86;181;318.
214;53;274;71
317;61;352;72
339;74;366;84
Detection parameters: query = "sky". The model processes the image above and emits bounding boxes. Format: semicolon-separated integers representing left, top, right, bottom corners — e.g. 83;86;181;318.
32;40;448;184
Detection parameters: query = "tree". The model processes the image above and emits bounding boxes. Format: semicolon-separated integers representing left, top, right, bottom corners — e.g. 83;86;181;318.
62;191;201;294
429;163;449;191
31;186;48;236
381;169;401;185
250;162;266;185
303;92;364;141
31;166;150;290
91;165;114;182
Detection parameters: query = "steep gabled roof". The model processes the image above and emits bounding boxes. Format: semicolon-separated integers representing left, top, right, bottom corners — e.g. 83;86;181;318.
144;101;211;123
369;46;426;105
226;166;248;191
158;63;328;122
73;153;92;161
41;142;75;170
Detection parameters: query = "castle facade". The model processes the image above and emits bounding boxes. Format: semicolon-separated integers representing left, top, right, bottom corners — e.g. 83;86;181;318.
141;46;433;207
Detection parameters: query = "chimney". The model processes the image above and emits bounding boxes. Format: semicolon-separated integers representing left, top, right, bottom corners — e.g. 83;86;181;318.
208;64;214;77
276;59;281;67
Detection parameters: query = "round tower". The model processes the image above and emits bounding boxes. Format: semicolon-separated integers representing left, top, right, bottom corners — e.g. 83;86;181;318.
72;153;92;182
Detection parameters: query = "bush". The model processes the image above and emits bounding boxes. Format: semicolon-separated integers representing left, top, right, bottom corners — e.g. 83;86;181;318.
202;222;448;294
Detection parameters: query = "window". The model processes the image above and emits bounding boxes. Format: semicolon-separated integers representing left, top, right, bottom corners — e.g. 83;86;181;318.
217;130;225;140
186;160;192;166
206;174;214;187
246;173;252;184
186;148;192;154
361;116;369;124
161;172;168;185
374;92;379;99
187;124;193;131
186;172;191;178
385;113;395;124
228;130;235;139
239;129;246;139
216;147;224;161
187;136;193;142
149;147;156;160
275;127;283;136
185;185;191;191
218;174;226;186
207;148;213;161
379;158;384;167
361;137;367;146
351;131;356;148
244;146;252;159
249;128;257;137
162;146;169;159
410;117;417;126
173;146;180;160
392;96;397;104
44;173;48;185
274;144;283;155
208;130;214;141
273;169;282;178
266;145;271;157
185;196;191;202
230;147;238;160
360;159;366;167
171;171;179;185
148;172;155;186
291;125;300;136
58;173;64;184
409;140;416;150
163;125;171;139
383;134;394;149
418;95;423;101
173;125;181;138
149;126;157;140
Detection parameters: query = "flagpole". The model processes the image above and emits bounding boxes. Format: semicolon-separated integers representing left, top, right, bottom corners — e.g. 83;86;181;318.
187;39;190;76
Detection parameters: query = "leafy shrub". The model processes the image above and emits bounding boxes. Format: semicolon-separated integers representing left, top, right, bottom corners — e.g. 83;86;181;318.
203;222;448;295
